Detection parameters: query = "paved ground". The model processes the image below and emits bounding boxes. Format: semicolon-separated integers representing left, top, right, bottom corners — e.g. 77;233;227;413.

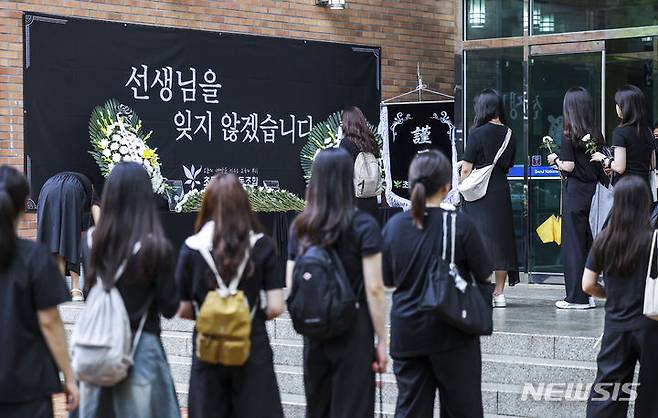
495;283;605;337
53;394;188;417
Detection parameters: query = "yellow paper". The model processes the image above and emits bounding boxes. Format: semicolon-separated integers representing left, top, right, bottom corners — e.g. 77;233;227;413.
553;216;562;245
536;215;557;244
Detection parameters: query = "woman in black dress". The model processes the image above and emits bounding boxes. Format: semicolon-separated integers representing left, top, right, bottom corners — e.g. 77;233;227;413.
591;85;654;189
176;174;285;418
461;89;517;308
287;148;388;418
37;172;100;301
547;87;602;309
0;166;79;417
582;176;658;417
339;105;380;219
383;151;493;418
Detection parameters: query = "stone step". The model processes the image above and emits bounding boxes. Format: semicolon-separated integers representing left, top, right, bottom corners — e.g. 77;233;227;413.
60;303;601;363
165;353;596;415
173;369;583;417
267;338;598;385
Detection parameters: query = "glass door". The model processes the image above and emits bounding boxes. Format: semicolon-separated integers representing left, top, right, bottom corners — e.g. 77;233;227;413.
527;44;604;283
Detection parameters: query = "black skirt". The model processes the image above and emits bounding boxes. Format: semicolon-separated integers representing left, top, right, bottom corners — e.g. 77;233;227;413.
463;169;518;273
36;173;90;273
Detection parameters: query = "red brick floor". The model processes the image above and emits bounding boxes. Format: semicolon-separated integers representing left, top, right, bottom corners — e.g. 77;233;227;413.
53;394;188;418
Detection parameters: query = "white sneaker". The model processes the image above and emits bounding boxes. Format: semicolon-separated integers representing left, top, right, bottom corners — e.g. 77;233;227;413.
71;288;84;302
589;297;596;308
555;300;593;310
493;294;507;308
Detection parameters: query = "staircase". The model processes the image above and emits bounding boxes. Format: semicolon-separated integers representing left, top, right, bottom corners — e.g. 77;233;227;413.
59;284;627;418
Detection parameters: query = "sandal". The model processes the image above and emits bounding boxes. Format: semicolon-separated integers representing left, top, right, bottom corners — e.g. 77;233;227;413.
71;288;84;302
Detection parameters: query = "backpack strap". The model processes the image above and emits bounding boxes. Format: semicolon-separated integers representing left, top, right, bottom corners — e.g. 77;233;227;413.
86;227;152;355
87;227;142;285
198;246;249;297
130;292;154;358
196;232;264;316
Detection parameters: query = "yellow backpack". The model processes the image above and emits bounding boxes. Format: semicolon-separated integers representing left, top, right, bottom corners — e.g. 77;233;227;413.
195;234;262;366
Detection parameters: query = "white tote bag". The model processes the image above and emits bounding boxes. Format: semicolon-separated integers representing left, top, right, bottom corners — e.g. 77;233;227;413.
644;230;658;320
459;128;512;202
589;178;614;239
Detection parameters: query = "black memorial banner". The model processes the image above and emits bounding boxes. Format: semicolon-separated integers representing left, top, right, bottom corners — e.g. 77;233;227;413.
384;101;454;200
23;13;380;200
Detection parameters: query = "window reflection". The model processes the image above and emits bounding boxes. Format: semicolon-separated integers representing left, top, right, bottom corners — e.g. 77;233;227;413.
532;0;658;34
465;0;524;40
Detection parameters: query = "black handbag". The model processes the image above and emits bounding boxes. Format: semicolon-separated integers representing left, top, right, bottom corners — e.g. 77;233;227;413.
419;210;494;336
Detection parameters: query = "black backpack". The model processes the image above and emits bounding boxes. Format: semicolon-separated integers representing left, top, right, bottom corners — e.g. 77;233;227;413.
287;245;359;339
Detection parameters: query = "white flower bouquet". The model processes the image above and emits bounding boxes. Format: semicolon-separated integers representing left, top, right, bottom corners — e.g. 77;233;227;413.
175;185;306;213
89;99;168;194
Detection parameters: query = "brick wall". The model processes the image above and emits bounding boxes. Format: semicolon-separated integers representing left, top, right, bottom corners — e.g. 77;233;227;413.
0;0;456;238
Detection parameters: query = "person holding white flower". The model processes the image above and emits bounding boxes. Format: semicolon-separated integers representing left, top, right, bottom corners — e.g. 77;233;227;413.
547;87;604;309
591;85;655;191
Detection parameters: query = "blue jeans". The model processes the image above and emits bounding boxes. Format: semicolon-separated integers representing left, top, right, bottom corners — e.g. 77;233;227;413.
77;333;180;418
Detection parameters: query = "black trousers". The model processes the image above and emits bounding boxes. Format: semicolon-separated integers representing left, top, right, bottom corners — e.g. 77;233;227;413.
0;397;53;418
393;338;483;418
586;327;658;417
303;306;375;418
562;178;596;304
188;347;283;418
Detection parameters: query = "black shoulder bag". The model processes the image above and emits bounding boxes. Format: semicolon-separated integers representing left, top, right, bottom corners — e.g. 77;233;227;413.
419;210;494;336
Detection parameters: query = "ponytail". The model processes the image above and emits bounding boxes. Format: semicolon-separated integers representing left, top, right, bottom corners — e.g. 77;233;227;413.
407;151;452;230
410;182;427;229
0;166;29;270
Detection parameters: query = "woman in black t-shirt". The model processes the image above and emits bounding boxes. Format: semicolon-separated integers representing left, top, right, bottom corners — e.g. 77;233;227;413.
592;85;655;190
78;163;180;418
383;150;492;418
339;106;381;219
176;174;285;418
0;166;79;418
547;87;603;309
287;148;387;418
582;176;658;417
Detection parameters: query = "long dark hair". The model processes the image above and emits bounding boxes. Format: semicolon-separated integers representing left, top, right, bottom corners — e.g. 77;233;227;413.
341;106;379;156
87;162;171;289
409;151;452;229
292;148;355;252
563;87;603;151
615;85;649;135
210;174;261;282
0;166;29;269
473;88;507;128
195;176;221;233
590;175;652;276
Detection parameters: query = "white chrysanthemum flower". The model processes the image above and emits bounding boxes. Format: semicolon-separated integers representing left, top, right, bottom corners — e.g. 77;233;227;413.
111;134;121;142
112;153;121;163
119;145;129;155
581;134;591;142
102;149;112;157
110;142;120;151
99;139;109;149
